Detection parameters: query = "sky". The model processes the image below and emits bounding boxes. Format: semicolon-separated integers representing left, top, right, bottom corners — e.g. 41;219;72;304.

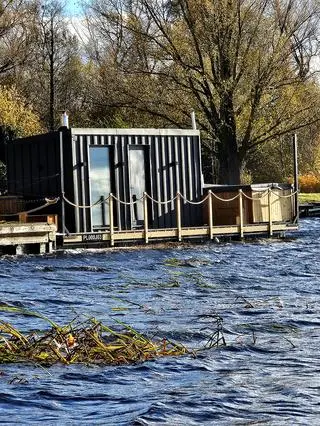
64;0;83;17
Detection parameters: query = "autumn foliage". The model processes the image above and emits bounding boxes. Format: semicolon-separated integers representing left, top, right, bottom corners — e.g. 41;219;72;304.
0;86;43;137
289;174;320;193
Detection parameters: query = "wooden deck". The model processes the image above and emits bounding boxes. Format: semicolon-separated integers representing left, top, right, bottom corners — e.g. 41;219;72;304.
0;220;297;253
62;222;298;248
0;222;57;255
299;203;320;217
0;188;298;253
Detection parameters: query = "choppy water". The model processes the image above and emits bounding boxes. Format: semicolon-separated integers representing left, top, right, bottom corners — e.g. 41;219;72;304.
0;218;319;425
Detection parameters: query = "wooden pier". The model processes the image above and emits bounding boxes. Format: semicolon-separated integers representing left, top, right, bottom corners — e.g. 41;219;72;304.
0;186;298;253
62;222;297;248
61;187;298;248
299;202;320;217
0;221;57;255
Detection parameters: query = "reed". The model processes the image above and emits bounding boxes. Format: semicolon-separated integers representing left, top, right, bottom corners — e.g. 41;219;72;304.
0;306;190;366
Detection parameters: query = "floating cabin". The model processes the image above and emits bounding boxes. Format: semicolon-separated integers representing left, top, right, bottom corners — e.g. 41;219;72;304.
2;127;298;249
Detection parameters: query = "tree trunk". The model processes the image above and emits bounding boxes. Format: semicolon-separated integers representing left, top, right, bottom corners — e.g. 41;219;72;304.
217;130;241;184
216;94;241;185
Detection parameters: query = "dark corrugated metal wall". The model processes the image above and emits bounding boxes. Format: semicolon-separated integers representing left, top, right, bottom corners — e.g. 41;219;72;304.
6;132;61;198
6;129;202;233
70;129;202;232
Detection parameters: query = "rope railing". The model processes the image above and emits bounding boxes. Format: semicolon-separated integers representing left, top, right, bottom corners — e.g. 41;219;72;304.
145;193;178;205
1;197;60;217
62;193;106;209
111;194;143;205
241;190;269;201
211;192;240;202
61;188;297;209
179;192;210;205
0;187;298;245
270;189;298;198
1;189;297;218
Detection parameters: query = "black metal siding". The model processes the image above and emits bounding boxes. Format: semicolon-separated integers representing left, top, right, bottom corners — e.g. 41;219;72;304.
70;129;203;232
6;128;203;234
7;132;61;198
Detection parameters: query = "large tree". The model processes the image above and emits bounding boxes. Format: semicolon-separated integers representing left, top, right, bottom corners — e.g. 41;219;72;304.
0;85;42;192
0;0;36;76
86;0;320;184
13;0;84;130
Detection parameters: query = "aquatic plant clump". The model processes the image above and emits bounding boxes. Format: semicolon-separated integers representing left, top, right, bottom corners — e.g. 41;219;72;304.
0;316;189;366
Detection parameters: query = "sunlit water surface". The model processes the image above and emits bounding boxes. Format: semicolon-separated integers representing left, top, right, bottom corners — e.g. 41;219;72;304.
0;218;319;425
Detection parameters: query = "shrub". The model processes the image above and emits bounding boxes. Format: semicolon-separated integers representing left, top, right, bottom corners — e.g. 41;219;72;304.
293;174;320;193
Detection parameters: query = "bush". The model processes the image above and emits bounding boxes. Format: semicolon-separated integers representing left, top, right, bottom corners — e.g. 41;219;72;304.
294;174;320;193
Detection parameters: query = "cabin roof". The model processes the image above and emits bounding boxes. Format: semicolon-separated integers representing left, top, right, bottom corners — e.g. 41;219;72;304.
71;128;200;137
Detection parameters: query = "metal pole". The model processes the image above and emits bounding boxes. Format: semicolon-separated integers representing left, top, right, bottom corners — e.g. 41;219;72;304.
59;131;65;234
293;133;299;222
191;111;197;129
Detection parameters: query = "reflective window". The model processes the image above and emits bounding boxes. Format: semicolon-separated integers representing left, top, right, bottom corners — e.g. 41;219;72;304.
89;146;111;228
129;147;146;226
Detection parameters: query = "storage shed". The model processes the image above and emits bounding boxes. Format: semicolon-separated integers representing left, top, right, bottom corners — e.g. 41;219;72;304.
203;183;296;226
6;127;203;233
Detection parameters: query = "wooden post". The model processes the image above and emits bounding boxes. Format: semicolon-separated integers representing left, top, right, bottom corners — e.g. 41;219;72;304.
39;242;46;254
176;192;182;242
16;244;25;255
109;194;114;247
143;192;149;244
268;188;273;236
239;189;244;238
208;190;213;240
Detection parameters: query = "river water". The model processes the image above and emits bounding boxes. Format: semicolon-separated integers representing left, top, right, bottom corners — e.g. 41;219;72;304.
0;218;319;425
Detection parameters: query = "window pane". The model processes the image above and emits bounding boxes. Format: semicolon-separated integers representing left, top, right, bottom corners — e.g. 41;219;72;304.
89;147;111;228
129;148;146;226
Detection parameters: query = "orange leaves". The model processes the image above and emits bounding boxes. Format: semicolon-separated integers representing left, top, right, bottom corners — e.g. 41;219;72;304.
0;86;43;137
289;174;320;193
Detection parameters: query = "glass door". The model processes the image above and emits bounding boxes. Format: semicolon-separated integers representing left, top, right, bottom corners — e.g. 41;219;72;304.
89;146;111;229
128;147;146;227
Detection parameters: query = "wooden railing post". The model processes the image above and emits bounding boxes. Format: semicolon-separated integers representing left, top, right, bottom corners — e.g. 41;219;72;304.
109;194;114;246
239;189;244;238
143;192;149;244
268;188;273;236
208;190;213;240
176;192;182;242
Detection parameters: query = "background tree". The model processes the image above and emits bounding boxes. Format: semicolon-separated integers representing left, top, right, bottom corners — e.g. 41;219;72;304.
11;0;85;130
0;86;42;192
85;0;320;184
0;1;35;77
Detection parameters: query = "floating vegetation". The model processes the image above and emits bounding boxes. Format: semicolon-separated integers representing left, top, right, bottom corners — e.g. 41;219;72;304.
0;306;190;366
235;295;285;310
164;257;211;268
197;314;226;349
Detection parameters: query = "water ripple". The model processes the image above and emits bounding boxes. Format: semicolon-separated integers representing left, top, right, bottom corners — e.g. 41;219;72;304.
0;219;320;424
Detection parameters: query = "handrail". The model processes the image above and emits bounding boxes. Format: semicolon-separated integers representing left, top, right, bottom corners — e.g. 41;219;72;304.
62;193;107;208
145;193;178;204
1;189;297;218
0;187;297;243
1;197;60;216
61;189;297;209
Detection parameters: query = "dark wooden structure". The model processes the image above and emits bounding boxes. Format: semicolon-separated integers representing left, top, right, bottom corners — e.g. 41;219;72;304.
203;183;295;226
2;128;299;250
6;128;203;233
